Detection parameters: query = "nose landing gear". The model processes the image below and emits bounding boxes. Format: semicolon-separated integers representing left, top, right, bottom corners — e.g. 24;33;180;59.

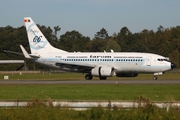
153;72;164;80
153;76;158;80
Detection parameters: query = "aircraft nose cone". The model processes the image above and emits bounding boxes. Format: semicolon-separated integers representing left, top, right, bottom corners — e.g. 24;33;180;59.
171;62;176;70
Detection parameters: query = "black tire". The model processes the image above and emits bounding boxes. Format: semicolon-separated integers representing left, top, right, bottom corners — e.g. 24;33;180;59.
153;76;157;80
99;76;107;80
85;74;93;80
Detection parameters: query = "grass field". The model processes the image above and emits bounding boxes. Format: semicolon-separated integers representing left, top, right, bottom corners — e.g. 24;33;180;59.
0;72;180;119
0;71;180;80
0;84;180;101
0;72;180;101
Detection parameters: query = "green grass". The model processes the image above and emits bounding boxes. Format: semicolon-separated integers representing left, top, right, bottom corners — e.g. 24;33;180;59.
0;72;180;101
0;72;86;80
0;72;180;119
0;84;180;101
0;100;180;120
0;71;180;80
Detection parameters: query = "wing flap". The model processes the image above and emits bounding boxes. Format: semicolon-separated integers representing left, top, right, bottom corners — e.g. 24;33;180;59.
55;62;95;72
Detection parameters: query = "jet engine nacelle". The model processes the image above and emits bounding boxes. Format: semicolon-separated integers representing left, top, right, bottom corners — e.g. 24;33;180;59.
116;73;138;77
91;66;115;77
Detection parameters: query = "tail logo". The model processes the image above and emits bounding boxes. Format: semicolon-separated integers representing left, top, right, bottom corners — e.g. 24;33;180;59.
27;24;47;50
33;36;42;43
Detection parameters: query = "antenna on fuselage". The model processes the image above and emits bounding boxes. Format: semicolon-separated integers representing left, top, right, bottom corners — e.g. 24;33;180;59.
111;49;114;53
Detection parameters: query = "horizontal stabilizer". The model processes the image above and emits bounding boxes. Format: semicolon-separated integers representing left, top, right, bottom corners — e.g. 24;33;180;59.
20;45;31;58
20;45;40;59
3;50;23;55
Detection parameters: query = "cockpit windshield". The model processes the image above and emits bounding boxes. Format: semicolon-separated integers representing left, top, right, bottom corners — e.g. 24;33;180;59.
157;59;170;62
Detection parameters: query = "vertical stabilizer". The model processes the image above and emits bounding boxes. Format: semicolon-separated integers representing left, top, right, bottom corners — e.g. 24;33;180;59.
24;17;67;55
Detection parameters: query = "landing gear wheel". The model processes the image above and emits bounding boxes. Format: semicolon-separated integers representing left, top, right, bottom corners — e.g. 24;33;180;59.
153;76;158;80
85;74;93;80
99;76;107;80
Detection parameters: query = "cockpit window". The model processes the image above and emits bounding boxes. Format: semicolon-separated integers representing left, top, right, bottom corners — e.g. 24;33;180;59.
157;59;169;62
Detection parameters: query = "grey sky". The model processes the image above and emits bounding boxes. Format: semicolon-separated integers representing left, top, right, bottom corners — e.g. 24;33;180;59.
0;0;179;38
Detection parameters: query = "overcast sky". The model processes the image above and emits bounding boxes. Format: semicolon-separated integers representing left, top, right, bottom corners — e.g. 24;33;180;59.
0;0;179;38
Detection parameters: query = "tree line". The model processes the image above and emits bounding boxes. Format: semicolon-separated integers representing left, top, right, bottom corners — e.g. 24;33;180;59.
0;24;180;70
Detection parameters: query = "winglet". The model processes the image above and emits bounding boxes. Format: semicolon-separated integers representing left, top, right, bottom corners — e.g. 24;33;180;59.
20;45;31;59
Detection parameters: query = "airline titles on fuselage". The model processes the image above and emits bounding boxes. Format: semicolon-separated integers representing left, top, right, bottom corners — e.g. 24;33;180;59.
56;55;143;59
90;55;111;58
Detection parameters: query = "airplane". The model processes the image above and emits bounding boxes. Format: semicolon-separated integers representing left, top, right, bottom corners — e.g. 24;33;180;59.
20;17;175;80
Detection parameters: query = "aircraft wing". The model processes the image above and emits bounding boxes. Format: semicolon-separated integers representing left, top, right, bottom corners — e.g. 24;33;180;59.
55;62;95;72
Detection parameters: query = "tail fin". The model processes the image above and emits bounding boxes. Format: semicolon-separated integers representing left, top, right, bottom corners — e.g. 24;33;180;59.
24;17;67;55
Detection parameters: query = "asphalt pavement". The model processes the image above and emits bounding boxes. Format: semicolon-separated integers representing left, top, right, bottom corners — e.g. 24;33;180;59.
0;80;180;85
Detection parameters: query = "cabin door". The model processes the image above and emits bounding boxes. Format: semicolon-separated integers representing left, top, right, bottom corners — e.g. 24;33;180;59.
146;56;151;66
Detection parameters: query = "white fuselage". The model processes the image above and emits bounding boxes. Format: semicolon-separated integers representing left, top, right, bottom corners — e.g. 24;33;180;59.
35;52;171;74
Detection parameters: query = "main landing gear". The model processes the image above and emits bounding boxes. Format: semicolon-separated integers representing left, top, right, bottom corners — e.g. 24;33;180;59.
85;74;93;80
85;74;107;80
99;76;107;80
